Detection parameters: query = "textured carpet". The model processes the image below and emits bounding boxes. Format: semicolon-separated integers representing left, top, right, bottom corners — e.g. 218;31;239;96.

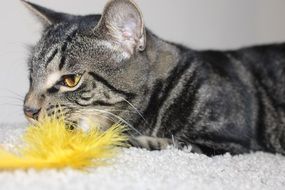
0;123;284;190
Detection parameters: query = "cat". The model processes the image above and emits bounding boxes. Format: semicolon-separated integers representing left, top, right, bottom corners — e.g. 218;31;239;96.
22;0;285;156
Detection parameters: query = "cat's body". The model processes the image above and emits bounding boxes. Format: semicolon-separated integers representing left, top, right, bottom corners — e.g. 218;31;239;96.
22;0;285;156
137;38;285;155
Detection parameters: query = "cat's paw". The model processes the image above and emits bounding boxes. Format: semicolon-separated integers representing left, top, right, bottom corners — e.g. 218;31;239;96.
128;136;173;150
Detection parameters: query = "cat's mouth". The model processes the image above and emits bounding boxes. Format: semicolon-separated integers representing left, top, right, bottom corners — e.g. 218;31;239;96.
25;117;38;126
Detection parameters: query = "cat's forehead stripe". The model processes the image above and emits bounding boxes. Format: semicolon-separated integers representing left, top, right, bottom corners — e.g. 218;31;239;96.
58;29;78;70
45;48;59;68
42;25;78;70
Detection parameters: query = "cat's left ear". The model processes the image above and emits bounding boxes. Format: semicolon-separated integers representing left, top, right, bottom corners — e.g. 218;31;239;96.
96;0;146;57
21;0;74;27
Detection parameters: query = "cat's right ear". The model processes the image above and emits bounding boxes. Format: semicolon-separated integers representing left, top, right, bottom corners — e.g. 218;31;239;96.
96;0;146;57
21;0;73;27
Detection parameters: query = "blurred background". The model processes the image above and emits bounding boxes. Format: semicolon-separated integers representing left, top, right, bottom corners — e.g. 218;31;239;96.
0;0;285;123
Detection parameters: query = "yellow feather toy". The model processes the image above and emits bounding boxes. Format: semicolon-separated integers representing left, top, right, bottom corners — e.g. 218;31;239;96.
0;116;128;170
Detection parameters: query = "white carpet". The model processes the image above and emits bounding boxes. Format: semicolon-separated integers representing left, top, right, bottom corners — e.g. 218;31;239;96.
0;123;284;190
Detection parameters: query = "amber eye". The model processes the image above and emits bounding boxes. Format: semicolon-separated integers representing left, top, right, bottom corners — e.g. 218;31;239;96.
63;74;82;88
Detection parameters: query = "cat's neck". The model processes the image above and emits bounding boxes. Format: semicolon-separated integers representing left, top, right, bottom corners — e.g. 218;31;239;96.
145;30;183;80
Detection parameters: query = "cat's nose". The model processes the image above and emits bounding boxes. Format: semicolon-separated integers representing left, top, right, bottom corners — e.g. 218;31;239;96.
24;106;41;120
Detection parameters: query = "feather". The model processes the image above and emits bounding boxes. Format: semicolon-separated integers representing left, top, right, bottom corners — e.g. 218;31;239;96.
0;116;128;170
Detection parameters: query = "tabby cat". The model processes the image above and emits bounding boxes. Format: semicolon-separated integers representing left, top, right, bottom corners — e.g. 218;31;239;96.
22;0;285;156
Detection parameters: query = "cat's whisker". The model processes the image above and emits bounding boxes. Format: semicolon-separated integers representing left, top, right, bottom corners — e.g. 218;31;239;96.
120;99;150;137
74;108;137;133
97;114;117;123
109;109;136;113
5;89;25;99
72;110;117;124
87;108;142;136
77;111;136;140
0;96;24;102
0;103;24;107
68;111;136;142
76;108;116;123
121;97;147;122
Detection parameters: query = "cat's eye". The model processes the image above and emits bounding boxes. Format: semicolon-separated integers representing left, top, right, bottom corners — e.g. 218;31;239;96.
63;74;82;88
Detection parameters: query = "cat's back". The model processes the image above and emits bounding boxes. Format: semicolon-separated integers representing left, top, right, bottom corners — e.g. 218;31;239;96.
180;43;285;153
237;43;285;106
192;43;285;106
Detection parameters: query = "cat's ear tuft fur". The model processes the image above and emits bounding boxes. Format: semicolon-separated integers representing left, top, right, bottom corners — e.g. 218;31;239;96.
21;0;73;27
97;0;146;57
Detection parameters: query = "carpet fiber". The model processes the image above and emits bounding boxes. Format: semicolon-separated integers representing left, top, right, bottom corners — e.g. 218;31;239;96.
0;123;284;190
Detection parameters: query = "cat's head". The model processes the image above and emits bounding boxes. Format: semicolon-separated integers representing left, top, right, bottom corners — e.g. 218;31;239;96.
23;0;150;130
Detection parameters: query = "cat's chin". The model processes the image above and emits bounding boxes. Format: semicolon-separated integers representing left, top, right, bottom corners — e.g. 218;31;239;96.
25;117;38;126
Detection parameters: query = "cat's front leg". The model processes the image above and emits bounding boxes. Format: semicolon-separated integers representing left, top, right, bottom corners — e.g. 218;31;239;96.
128;136;173;150
128;135;203;153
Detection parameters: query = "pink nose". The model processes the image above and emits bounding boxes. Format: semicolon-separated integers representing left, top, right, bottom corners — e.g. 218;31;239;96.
24;106;41;120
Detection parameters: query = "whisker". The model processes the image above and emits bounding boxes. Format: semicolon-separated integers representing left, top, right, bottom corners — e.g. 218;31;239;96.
0;103;23;107
109;109;136;113
61;108;138;140
82;113;137;140
0;96;24;102
81;110;113;123
87;108;142;136
121;97;148;123
5;89;25;99
97;114;117;123
73;111;117;124
50;105;142;136
73;108;138;134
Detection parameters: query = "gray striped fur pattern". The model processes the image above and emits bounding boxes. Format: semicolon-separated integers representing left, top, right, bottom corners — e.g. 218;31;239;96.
22;0;285;156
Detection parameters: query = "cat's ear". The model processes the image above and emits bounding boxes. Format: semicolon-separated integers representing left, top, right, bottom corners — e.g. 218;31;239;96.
96;0;146;56
21;0;74;27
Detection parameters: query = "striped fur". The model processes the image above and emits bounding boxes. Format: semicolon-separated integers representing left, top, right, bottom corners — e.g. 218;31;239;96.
23;0;285;156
